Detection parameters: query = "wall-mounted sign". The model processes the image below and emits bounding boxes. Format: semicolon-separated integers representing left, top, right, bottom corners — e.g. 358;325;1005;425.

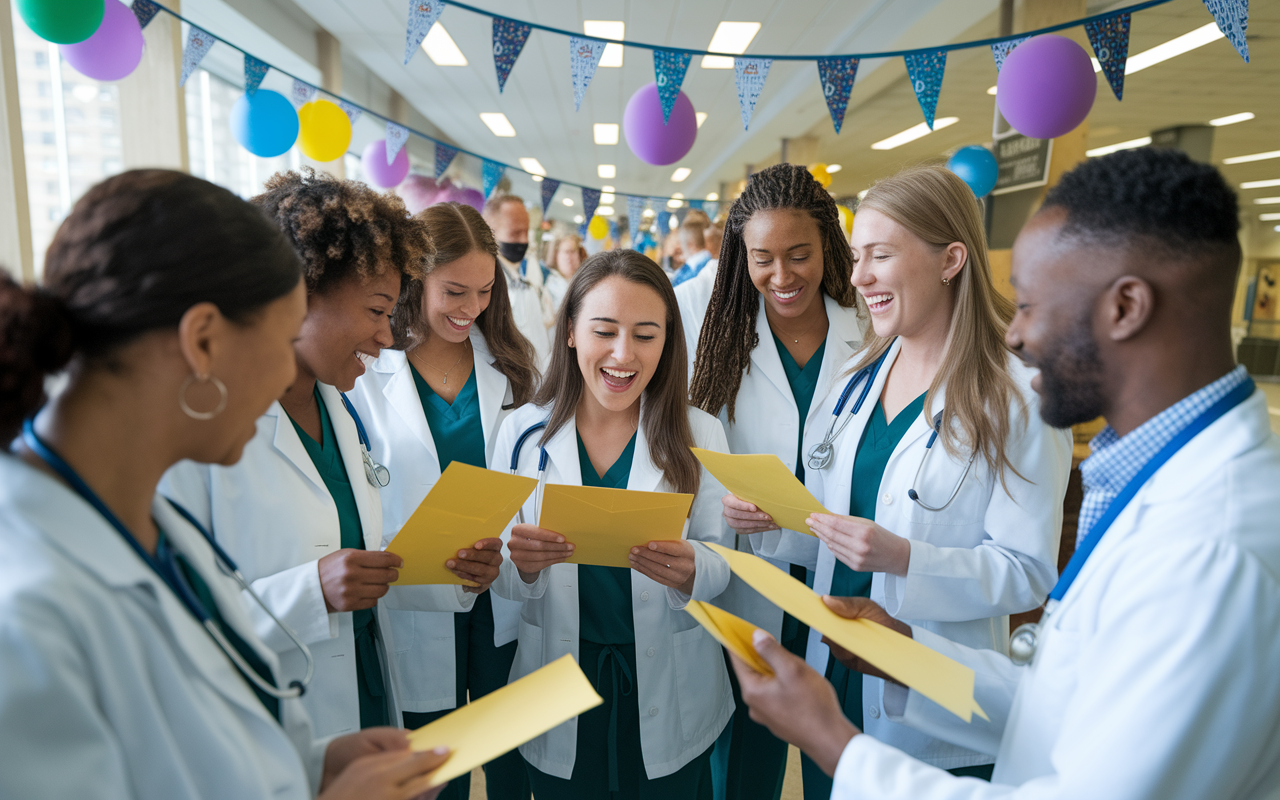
992;132;1053;196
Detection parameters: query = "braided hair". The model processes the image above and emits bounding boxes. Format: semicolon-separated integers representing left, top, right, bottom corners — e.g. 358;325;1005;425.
689;163;858;422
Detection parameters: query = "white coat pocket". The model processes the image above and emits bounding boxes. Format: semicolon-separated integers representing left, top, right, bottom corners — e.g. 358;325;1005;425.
671;625;729;742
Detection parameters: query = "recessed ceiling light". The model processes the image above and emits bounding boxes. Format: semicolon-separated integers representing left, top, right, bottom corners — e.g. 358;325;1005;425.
584;21;624;68
672;193;685;199
531;175;543;182
1261;213;1280;221
671;167;691;182
1086;137;1151;157
598;164;616;179
562;197;574;206
1223;150;1280;165
597;205;615;216
1254;197;1280;205
573;214;584;224
422;23;467;66
479;112;516;137
601;185;615;193
695;112;707;128
706;192;719;201
826;164;842;173
701;22;761;69
986;85;997;96
870;117;959;150
1242;179;1280;190
1275;225;1280;232
857;189;869;200
601;192;616;204
519;157;546;176
593;123;619;145
1124;22;1224;74
1210;112;1255;127
667;198;684;209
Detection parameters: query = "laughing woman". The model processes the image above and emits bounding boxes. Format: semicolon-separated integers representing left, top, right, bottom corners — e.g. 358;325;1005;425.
493;251;734;799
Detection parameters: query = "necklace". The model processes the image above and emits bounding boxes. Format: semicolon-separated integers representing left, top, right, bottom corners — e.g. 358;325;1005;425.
773;304;825;344
411;339;470;385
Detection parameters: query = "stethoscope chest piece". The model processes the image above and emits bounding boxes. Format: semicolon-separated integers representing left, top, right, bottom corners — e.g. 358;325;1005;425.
1008;621;1040;666
807;442;835;471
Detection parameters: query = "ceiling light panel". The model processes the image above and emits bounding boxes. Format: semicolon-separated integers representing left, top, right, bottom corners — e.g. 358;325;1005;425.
598;164;616;178
870;117;958;150
597;205;615;216
1254;197;1280;205
671;168;691;182
519;157;546;176
1242;179;1280;190
584;21;624;68
1086;137;1151;157
1124;22;1223;74
696;112;707;128
1223;151;1280;165
701;22;760;69
562;197;574;206
593;123;619;145
1210;112;1254;127
479;113;516;137
422;23;467;66
1260;213;1280;221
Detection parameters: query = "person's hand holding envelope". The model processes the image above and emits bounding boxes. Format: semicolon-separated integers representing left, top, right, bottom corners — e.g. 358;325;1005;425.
691;448;828;536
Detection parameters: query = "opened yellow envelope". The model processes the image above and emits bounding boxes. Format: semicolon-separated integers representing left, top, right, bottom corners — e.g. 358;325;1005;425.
538;484;693;568
704;542;987;723
692;448;827;535
685;601;773;676
408;654;602;786
387;462;536;586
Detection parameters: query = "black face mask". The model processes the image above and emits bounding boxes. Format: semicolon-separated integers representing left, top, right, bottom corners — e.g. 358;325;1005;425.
498;241;528;264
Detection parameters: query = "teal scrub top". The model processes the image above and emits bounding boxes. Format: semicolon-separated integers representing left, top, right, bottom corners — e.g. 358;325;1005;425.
412;367;486;472
288;386;389;728
576;431;637;645
772;333;827;485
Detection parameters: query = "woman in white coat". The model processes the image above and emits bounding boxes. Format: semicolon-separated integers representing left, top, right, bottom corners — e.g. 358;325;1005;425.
0;170;447;799
495;251;734;798
350;202;539;800
724;166;1072;793
678;163;864;800
163;172;501;740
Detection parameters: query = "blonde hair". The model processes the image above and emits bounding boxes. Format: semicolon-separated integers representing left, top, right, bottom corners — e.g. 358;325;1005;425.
853;166;1025;484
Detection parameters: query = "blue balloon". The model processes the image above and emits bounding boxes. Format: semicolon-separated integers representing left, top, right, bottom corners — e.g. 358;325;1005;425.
947;145;999;198
230;90;299;158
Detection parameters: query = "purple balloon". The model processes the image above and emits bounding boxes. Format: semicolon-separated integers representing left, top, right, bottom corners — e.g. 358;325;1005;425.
362;138;410;188
398;175;442;214
996;35;1096;140
60;0;144;82
623;82;697;166
456;188;485;213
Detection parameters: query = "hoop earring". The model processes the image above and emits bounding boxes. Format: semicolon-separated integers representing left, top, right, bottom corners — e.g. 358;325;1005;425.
179;374;228;421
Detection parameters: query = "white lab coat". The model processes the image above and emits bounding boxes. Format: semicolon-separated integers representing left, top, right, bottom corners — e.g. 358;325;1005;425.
832;390;1280;799
499;255;553;367
347;331;518;713
762;338;1071;769
491;402;736;780
677;282;865;637
0;455;324;799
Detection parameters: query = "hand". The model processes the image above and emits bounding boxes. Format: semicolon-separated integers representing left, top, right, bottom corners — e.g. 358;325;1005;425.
321;728;412;786
722;494;779;535
318;743;451;800
818;596;911;686
806;513;911;576
730;629;859;778
507;524;574;582
629;539;697;594
446;538;503;593
319;549;403;612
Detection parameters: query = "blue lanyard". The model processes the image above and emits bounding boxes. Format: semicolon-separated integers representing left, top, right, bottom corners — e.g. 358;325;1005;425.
1049;378;1255;603
339;391;371;452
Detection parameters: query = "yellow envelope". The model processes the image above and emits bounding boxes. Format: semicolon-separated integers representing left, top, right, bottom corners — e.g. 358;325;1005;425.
703;542;988;723
407;654;602;786
386;462;536;586
538;484;694;568
692;448;827;535
685;601;773;676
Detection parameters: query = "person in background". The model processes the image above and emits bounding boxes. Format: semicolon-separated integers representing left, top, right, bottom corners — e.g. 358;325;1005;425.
662;229;685;277
705;220;724;266
549;233;588;283
672;222;714;287
484;195;560;364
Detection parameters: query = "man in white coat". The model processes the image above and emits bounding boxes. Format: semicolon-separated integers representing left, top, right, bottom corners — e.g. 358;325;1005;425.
484;195;557;365
728;148;1280;798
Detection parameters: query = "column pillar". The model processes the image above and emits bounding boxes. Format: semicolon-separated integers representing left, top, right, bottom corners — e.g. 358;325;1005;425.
117;0;188;171
0;0;33;281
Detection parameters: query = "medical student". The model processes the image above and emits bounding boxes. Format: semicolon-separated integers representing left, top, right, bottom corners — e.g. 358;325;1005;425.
724;165;1072;792
729;147;1280;800
484;194;559;363
350;202;539;800
0;170;449;799
679;162;864;800
163;171;501;739
493;250;735;799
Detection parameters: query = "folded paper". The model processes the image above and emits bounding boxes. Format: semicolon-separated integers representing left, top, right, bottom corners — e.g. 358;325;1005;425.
691;448;826;535
538;484;693;568
685;601;773;675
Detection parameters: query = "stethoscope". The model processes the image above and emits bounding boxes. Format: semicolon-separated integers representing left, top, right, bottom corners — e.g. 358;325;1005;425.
22;420;315;701
509;420;549;525
339;392;390;488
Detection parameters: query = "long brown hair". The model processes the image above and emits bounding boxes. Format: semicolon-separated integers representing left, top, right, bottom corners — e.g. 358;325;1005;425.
690;163;859;422
534;250;700;495
853;166;1024;484
392;202;538;408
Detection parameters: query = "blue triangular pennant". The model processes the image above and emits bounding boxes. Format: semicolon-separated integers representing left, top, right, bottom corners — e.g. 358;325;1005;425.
405;0;447;66
626;196;645;245
733;57;772;131
132;0;162;29
904;49;947;129
688;199;705;212
540;179;561;217
581;187;601;222
990;37;1028;73
434;143;458;179
657;210;672;236
492;16;531;93
180;26;216;88
1201;0;1248;62
569;36;607;111
386;122;409;165
654;49;693;124
816;56;859;134
482;160;505;199
1085;14;1132;101
244;55;269;95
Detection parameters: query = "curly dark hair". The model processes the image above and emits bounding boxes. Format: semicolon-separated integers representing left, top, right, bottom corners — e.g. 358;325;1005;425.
251;168;433;297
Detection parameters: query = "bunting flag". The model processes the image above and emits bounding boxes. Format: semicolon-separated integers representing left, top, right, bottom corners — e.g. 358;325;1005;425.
180;26;216;88
492;17;531;93
816;56;859;134
338;99;362;126
733;57;772;131
132;0;162;29
1084;14;1132;100
405;0;447;65
290;78;316;108
540;179;561;217
688;199;705;212
703;201;720;220
626;196;646;244
569;36;607;111
581;187;601;222
1201;0;1249;62
904;50;947;129
657;210;672;236
482;159;506;198
386;122;409;164
675;207;689;225
654;49;693;124
434;143;458;179
244;54;270;95
990;37;1028;72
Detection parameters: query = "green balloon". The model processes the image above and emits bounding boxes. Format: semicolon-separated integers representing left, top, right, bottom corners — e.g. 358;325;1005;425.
17;0;106;45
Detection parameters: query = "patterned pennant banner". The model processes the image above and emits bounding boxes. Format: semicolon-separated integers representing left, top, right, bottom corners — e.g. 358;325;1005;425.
1201;0;1248;62
654;49;693;124
244;54;270;95
733;57;772;131
904;49;947;129
540;179;561;217
482;159;505;198
675;207;689;225
434;143;458;179
816;56;859;134
492;17;531;93
581;187;601;222
626;196;646;245
386;122;409;165
703;201;719;220
569;36;607;111
990;37;1028;73
405;0;447;65
290;78;316;108
656;210;672;236
338;100;362;126
180;26;216;88
132;0;162;29
1085;14;1132;101
688;199;705;212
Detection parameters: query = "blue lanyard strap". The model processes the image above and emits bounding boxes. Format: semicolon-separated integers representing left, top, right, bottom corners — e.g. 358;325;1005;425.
1049;378;1255;603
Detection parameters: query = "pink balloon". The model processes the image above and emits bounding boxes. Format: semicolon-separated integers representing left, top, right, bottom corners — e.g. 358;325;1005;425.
362;138;410;188
623;82;697;166
996;35;1097;140
398;174;442;214
456;188;485;213
60;0;144;82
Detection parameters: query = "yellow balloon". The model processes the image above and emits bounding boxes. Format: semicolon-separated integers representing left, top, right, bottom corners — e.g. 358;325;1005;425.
808;162;832;188
297;99;352;162
837;205;853;236
588;215;609;240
